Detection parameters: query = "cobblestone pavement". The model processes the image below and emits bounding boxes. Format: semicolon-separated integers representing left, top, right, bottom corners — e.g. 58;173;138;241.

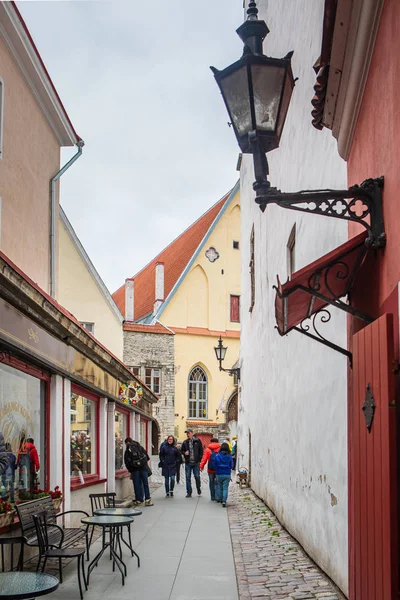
227;483;345;600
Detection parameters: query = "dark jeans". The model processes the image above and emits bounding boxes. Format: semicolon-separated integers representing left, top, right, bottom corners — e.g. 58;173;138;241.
208;472;218;501
164;475;175;494
132;469;150;501
216;474;230;503
185;463;201;495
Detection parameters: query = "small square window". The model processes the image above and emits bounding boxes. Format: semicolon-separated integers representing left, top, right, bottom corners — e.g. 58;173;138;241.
80;322;95;335
130;366;140;377
233;241;239;250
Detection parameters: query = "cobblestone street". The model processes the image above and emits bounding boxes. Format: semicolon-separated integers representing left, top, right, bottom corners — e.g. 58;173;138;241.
227;484;345;600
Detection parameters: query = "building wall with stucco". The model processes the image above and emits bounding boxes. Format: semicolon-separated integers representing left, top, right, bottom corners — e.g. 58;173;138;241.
238;0;348;593
160;188;241;441
0;35;61;293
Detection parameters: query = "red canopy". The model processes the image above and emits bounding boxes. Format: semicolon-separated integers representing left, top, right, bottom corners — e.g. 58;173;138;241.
275;232;368;334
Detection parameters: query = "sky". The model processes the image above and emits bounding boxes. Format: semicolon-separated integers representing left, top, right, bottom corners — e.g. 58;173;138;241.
18;0;245;293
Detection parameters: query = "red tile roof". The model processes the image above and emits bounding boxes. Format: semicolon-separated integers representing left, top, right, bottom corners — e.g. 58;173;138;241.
113;192;231;320
123;322;174;335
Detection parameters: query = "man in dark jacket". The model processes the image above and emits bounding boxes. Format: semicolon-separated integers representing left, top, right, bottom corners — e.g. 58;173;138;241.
124;437;154;506
180;429;203;498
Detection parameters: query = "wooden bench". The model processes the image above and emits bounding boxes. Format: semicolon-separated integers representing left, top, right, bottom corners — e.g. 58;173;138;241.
16;496;90;567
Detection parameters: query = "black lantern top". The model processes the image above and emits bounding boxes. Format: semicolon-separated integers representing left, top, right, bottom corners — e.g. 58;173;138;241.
214;336;227;364
211;0;295;154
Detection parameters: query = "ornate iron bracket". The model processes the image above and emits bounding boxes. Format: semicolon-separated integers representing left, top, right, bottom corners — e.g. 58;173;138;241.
220;366;241;379
276;308;353;365
249;134;385;249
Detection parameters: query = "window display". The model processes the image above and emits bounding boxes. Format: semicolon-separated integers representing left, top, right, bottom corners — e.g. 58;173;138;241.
115;411;127;471
70;390;97;479
0;361;46;502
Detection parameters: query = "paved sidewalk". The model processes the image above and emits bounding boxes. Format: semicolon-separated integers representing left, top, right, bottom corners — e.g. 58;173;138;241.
228;484;345;600
43;470;238;600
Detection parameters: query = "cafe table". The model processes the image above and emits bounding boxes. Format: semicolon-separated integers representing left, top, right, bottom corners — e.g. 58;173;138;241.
0;572;59;599
93;507;142;566
81;515;133;586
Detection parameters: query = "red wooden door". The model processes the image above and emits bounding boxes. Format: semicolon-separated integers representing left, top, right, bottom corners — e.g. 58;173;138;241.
350;313;397;599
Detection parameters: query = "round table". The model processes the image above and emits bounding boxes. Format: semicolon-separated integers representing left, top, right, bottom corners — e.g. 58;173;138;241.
93;507;142;517
0;572;59;599
93;508;141;565
81;516;133;585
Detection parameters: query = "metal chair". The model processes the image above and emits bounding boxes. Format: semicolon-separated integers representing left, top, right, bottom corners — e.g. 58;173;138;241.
33;513;87;600
88;493;116;548
0;536;27;572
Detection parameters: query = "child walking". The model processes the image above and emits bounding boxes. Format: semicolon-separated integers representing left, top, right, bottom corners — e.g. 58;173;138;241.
214;442;233;507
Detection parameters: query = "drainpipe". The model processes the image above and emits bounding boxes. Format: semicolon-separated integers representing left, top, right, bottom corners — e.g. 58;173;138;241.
50;140;84;297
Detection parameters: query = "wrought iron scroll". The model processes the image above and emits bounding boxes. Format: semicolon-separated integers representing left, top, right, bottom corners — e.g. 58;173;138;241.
362;383;375;433
291;308;353;365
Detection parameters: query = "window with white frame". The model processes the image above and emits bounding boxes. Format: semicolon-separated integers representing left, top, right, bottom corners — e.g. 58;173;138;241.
80;322;95;335
287;224;296;280
145;367;161;394
0;78;4;160
115;410;128;471
188;366;208;419
70;387;98;479
130;366;140;377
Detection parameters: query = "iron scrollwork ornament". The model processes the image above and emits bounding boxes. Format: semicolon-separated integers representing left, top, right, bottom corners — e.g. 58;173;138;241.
362;383;375;433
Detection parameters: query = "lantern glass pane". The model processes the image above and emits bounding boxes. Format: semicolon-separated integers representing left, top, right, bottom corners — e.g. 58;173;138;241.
220;66;252;137
220;346;227;361
277;71;294;138
251;64;285;131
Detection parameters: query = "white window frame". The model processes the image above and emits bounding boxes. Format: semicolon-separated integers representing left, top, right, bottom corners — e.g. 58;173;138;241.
0;78;4;160
145;367;161;394
188;366;208;419
80;322;95;335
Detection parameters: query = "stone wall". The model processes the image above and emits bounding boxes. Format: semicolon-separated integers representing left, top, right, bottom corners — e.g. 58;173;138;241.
123;329;175;447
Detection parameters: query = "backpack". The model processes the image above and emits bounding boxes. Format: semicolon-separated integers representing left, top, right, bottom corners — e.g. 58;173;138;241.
208;449;216;471
125;444;147;471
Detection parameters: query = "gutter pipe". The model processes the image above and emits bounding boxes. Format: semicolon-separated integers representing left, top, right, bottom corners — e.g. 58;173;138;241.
50;140;84;297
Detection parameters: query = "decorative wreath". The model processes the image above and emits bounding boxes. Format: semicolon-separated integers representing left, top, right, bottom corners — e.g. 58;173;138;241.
119;380;143;405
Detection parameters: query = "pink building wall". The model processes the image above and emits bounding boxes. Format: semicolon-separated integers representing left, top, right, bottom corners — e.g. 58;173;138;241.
0;35;61;293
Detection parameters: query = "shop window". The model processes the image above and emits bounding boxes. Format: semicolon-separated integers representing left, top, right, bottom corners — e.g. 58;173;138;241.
0;359;48;503
139;419;148;450
145;368;161;394
70;387;98;481
188;366;208;419
230;295;240;322
115;410;128;471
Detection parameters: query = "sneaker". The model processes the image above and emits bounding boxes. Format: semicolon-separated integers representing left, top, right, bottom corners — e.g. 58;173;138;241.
170;492;174;497
186;494;192;498
145;499;154;506
216;500;221;503
222;502;226;507
166;493;170;498
197;489;201;496
134;500;143;505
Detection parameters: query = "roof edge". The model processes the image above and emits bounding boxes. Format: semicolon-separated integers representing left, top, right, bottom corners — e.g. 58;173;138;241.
154;180;240;321
60;207;124;325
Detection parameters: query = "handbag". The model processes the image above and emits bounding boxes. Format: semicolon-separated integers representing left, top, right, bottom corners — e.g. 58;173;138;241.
146;464;152;477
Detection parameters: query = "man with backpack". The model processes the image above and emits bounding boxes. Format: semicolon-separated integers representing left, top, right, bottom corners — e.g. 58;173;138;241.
200;438;220;501
124;437;154;506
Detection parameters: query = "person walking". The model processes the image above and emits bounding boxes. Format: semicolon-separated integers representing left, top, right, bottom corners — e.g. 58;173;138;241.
214;442;233;507
175;440;183;484
159;435;181;497
200;438;220;501
231;437;237;470
181;429;203;498
124;437;154;506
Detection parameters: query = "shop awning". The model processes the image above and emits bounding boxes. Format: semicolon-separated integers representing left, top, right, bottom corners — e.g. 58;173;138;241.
274;231;372;336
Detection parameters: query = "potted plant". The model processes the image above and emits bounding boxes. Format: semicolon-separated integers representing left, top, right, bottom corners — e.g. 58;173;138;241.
17;489;51;504
49;486;63;512
0;499;16;528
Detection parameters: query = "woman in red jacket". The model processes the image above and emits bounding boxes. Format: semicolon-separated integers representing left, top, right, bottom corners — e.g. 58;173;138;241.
25;438;40;491
200;438;220;501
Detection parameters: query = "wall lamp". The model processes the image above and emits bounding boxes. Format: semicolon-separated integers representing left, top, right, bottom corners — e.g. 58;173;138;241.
211;1;385;249
214;336;240;379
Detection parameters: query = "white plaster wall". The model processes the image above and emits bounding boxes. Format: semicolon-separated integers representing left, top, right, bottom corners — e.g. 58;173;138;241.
239;0;348;594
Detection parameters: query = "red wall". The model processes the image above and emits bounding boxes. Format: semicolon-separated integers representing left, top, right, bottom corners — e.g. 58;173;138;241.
348;0;400;312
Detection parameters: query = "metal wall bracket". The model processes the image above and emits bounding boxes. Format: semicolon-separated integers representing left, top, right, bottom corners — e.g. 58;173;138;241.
249;135;385;250
362;383;375;432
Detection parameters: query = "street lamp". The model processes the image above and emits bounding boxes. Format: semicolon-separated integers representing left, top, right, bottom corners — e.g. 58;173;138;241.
214;337;240;379
211;1;385;249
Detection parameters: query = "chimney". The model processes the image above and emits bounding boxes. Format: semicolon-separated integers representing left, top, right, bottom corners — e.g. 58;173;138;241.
154;262;165;314
125;278;134;321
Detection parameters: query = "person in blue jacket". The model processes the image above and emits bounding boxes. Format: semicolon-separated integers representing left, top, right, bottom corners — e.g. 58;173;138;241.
214;442;234;507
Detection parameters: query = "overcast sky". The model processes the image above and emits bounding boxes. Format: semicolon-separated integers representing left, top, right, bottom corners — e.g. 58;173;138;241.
18;1;244;293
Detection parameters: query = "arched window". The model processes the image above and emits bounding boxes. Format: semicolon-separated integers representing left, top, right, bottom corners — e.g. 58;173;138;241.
188;367;208;419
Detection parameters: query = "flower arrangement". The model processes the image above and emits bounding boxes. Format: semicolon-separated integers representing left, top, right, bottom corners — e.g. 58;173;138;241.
119;380;143;405
17;489;51;503
0;499;13;514
49;486;62;500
